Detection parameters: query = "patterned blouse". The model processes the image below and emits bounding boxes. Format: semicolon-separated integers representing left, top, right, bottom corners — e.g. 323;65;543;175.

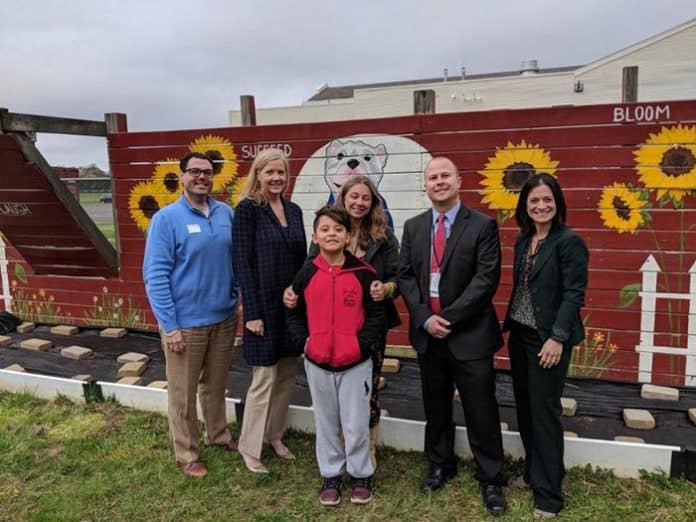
509;238;546;329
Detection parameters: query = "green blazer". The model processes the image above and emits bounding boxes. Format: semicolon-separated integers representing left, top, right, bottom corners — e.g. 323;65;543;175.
503;225;589;349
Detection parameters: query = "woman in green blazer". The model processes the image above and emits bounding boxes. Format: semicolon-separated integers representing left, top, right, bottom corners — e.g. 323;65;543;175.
503;173;588;519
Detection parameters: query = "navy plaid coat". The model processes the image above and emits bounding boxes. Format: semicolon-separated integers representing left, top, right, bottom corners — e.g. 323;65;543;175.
231;197;307;366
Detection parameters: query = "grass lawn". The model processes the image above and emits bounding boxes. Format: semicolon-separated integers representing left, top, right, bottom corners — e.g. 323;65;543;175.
1;391;693;521
79;193;105;204
97;223;116;246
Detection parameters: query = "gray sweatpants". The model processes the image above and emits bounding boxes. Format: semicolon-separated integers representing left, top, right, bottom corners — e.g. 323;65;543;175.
304;358;374;479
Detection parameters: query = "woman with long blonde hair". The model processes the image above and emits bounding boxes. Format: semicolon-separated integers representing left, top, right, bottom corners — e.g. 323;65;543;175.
232;149;307;473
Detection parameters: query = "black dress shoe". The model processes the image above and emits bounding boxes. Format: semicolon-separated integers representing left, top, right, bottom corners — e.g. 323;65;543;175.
420;465;457;492
481;484;506;516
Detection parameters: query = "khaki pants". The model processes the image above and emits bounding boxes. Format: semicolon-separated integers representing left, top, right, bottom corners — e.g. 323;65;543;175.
238;356;298;459
163;314;237;464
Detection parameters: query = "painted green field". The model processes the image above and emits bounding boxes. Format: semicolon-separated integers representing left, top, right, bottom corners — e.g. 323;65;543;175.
1;392;694;521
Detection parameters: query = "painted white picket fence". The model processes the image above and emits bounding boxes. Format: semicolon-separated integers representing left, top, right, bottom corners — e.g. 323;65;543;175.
635;254;696;386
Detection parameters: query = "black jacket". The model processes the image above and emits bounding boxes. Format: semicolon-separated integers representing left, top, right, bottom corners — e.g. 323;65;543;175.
398;205;504;360
503;226;589;348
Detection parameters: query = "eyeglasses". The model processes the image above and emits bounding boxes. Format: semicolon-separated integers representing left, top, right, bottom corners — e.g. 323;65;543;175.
184;168;214;177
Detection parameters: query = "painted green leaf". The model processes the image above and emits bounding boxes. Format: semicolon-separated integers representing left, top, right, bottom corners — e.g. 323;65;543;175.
619;283;641;309
13;263;27;284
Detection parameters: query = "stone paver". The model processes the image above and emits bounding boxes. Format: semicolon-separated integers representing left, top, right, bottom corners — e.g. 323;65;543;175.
16;322;35;333
20;338;53;351
61;345;93;360
0;335;12;346
623;408;655;430
147;380;168;389
116;352;150;364
72;374;92;381
640;383;679;402
688;408;696;426
118;376;142;386
614;435;645;443
382;358;401;374
564;431;579;438
3;363;25;372
384;345;418;359
50;325;79;336
117;361;147;378
100;327;127;338
377;376;386;390
561;397;577;416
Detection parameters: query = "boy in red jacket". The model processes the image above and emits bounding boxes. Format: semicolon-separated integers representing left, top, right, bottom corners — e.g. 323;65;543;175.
287;206;384;506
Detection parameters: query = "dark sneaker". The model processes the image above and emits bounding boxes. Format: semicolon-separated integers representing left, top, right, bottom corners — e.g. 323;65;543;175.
319;475;342;506
350;476;373;504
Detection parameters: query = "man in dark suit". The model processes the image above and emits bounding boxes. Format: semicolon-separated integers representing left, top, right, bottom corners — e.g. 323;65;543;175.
398;157;506;515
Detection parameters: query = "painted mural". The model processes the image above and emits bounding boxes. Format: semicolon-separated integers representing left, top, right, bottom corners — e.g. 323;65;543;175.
1;101;695;387
293;134;432;242
127;135;242;232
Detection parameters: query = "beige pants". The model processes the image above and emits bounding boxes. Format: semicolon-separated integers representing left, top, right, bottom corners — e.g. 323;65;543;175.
238;356;299;458
163;314;237;464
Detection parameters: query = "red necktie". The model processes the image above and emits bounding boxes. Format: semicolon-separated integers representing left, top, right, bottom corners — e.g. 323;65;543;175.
429;214;446;313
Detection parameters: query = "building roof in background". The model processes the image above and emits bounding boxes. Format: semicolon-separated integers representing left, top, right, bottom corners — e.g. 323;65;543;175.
307;66;580;102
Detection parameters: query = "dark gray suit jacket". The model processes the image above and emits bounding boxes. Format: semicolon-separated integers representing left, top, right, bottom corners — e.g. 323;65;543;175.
397;205;503;360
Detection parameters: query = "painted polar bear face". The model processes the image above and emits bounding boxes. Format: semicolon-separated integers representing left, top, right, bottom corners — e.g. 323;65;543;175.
323;139;388;198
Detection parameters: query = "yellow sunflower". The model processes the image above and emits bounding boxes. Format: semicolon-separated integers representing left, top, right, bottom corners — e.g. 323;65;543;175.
479;140;559;221
634;124;696;206
228;177;246;208
188;134;239;193
128;181;170;232
598;182;650;234
151;158;182;204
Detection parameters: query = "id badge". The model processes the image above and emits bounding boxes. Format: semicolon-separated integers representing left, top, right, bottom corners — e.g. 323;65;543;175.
429;271;440;298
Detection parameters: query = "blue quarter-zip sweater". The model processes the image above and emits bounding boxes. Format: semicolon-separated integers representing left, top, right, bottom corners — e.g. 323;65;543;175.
143;196;239;333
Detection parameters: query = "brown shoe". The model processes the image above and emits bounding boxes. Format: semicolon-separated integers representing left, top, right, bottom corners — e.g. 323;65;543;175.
179;461;208;478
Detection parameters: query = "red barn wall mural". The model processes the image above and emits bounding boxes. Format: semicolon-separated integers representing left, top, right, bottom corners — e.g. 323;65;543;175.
2;100;695;387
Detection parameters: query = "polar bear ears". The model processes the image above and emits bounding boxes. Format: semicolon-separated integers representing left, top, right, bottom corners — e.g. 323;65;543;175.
325;139;344;158
372;144;388;168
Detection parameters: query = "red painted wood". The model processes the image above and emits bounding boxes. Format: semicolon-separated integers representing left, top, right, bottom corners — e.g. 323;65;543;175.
107;115;420;148
419;123;672;151
7;100;696;385
420;100;696;132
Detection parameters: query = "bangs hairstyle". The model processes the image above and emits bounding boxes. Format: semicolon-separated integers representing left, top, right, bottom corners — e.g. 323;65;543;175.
334;175;387;249
241;148;290;204
514;173;567;234
313;205;351;233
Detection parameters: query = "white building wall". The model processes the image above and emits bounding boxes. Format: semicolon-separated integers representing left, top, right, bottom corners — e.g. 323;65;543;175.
353;72;578;117
575;24;696;103
228;99;355;125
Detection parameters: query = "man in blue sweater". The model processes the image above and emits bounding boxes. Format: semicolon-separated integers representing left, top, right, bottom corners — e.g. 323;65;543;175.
143;151;239;478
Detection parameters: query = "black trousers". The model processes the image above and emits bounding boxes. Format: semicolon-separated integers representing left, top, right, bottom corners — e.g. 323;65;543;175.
417;338;505;485
508;321;572;514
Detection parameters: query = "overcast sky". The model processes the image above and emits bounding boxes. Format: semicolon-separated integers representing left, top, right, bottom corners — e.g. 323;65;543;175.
2;0;695;169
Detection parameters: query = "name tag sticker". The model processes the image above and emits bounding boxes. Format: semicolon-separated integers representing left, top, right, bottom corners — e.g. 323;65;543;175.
429;272;440;298
187;224;201;234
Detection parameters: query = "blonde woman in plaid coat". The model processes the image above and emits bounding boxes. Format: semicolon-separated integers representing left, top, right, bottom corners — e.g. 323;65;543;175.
232;149;307;473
